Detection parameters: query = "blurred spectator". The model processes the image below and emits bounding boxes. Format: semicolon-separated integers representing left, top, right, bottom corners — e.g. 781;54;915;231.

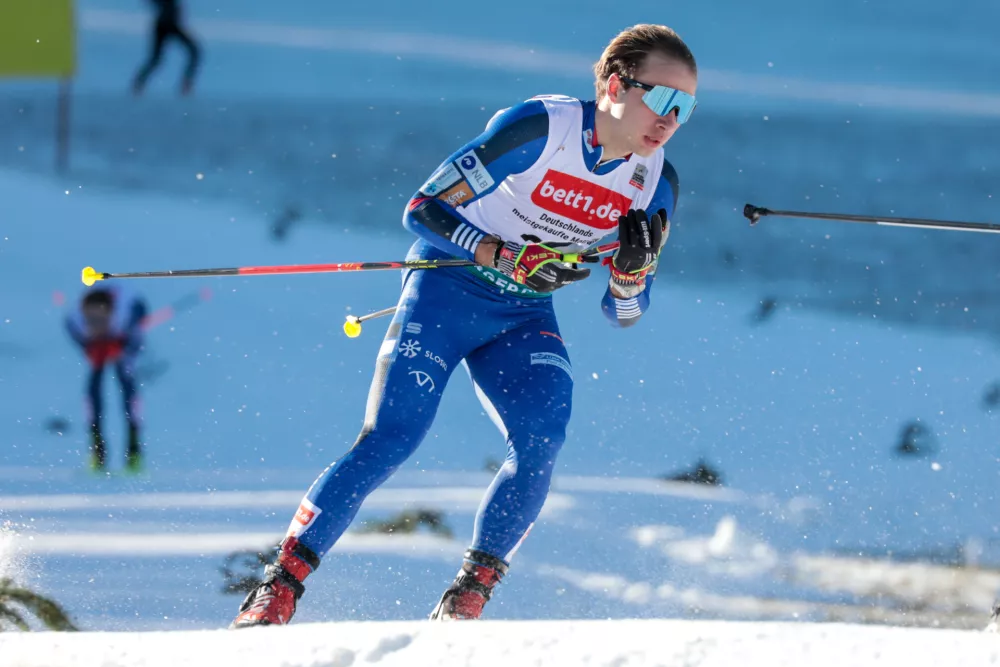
131;0;201;96
65;286;148;473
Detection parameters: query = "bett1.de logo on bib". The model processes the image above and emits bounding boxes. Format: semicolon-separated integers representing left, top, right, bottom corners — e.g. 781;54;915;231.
530;170;632;230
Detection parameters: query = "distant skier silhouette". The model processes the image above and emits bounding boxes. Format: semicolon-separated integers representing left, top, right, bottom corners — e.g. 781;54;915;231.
131;0;201;96
65;285;149;472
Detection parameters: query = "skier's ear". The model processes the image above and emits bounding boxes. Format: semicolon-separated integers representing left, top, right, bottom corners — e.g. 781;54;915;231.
607;74;622;103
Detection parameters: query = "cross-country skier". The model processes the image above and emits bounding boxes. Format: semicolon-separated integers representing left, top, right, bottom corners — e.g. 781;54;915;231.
231;23;697;627
131;0;201;96
65;285;148;472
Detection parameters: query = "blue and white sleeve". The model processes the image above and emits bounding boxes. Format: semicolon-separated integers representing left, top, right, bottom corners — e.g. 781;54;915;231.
402;100;549;260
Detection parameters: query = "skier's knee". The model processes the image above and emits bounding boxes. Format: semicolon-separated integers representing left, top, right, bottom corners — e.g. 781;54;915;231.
508;420;567;469
347;422;423;471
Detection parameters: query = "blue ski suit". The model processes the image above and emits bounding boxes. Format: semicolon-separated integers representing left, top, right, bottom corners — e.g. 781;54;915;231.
289;95;680;568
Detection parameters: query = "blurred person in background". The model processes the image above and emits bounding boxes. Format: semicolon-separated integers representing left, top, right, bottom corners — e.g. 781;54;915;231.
65;286;148;473
231;23;696;627
131;0;201;96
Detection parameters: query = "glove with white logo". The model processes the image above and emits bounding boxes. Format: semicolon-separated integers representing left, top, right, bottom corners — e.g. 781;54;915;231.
493;240;591;293
609;208;668;296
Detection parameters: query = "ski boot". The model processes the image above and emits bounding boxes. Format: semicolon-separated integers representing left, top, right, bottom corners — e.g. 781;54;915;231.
430;549;508;620
230;537;319;628
125;450;143;474
124;424;143;474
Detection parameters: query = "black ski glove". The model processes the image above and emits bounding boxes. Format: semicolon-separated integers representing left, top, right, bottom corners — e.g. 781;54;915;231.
609;208;668;294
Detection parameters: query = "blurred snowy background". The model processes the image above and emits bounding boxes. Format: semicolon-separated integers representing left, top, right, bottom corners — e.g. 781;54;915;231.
1;0;999;638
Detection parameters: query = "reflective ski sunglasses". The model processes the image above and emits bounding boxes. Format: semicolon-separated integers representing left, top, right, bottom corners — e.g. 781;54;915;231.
620;76;697;124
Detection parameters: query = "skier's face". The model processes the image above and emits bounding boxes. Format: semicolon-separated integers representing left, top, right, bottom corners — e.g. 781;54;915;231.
610;53;698;157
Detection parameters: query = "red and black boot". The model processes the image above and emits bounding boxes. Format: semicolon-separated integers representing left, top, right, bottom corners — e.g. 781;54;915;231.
429;549;508;620
230;537;319;628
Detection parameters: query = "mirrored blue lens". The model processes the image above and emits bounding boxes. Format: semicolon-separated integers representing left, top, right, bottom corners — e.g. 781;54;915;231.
641;86;697;124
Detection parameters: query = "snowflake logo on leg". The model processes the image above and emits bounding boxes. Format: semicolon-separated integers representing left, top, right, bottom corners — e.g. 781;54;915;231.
399;339;421;359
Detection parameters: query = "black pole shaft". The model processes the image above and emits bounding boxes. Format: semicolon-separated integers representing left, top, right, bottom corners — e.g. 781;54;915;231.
744;204;1000;234
358;306;398;323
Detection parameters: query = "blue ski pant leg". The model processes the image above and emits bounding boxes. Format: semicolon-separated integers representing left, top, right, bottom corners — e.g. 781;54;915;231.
464;319;573;563
289;270;473;560
115;353;142;431
86;364;104;432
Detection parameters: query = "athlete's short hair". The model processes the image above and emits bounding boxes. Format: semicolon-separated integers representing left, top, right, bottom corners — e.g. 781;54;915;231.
82;288;114;311
593;24;697;99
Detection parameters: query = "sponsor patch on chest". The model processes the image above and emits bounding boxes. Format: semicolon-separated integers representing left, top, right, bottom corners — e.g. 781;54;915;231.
530;169;633;230
629;164;647;190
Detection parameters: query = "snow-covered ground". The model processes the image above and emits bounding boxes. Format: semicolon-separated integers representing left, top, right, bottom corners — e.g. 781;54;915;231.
2;618;998;667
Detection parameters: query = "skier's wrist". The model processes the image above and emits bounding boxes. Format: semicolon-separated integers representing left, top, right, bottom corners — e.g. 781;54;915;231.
609;273;645;298
475;235;502;268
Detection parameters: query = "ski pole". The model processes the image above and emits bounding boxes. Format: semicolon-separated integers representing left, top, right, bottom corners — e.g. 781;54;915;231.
343;306;397;338
337;242;626;340
82;259;477;286
81;250;604;287
744;203;1000;234
588;240;622;254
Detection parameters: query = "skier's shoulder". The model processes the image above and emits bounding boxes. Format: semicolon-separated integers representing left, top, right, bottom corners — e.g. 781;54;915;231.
469;98;559;172
485;94;585;129
483;97;551;134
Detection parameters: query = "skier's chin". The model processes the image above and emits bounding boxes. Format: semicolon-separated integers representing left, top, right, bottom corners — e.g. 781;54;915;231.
631;143;657;158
